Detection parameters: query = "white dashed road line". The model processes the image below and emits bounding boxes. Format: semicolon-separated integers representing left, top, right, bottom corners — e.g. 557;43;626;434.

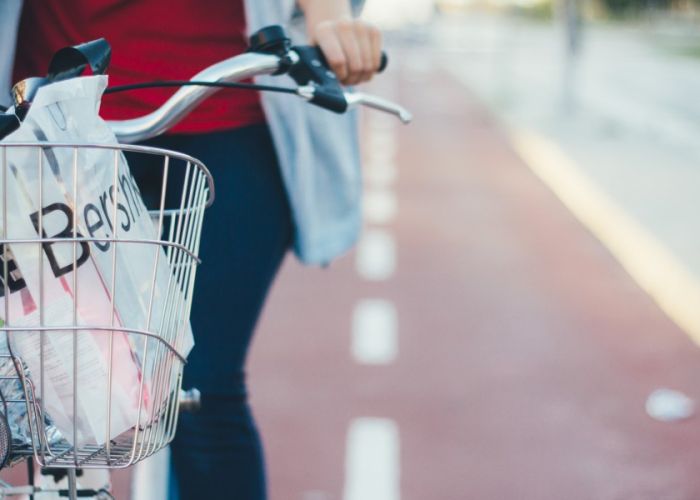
343;418;401;500
363;188;398;225
364;160;398;188
347;90;401;498
355;228;397;281
352;299;398;364
367;131;398;161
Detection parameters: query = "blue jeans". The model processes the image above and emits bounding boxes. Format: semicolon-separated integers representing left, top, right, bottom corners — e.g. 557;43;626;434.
130;124;292;499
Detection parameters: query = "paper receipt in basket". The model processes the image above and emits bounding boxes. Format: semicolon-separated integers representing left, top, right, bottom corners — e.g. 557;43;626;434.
0;76;194;446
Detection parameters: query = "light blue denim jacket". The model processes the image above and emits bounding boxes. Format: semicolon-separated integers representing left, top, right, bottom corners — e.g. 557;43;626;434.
245;0;363;265
0;1;23;109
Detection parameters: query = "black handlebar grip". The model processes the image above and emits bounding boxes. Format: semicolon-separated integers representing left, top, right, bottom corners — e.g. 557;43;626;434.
378;52;388;73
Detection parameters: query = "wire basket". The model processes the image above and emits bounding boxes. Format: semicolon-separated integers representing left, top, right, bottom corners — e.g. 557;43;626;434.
0;142;213;469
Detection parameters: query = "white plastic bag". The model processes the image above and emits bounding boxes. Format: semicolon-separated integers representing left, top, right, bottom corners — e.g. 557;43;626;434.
0;75;193;446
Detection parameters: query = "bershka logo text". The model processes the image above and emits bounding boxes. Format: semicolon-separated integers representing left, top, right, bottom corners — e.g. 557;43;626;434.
0;170;147;297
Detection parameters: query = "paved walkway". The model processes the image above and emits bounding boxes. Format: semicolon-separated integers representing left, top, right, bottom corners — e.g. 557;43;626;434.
437;13;700;283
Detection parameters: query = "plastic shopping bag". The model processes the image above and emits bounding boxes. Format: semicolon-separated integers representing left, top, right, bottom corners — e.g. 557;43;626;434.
0;75;193;446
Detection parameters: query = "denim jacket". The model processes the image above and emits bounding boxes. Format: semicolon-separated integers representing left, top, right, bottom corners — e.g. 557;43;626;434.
245;0;363;265
0;1;23;108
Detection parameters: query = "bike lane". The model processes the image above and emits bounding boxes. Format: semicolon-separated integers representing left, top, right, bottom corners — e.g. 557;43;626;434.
249;49;700;499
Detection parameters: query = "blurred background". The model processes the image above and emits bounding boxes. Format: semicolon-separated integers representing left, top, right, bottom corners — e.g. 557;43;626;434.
246;0;700;499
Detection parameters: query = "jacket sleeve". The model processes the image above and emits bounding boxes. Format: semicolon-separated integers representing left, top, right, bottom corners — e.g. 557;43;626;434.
244;0;364;266
0;0;23;108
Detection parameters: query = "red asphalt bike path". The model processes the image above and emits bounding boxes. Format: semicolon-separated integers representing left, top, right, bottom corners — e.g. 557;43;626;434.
3;48;700;499
249;52;700;499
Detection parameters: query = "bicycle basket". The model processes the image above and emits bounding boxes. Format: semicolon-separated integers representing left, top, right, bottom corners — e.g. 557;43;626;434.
0;142;213;469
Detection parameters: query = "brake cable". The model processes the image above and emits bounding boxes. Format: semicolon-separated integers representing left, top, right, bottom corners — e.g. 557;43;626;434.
0;80;301;141
104;80;299;95
1;82;298;111
4;80;297;114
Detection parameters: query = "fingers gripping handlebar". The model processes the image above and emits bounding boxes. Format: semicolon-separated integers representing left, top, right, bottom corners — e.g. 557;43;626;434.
250;25;389;76
287;47;390;114
250;26;405;120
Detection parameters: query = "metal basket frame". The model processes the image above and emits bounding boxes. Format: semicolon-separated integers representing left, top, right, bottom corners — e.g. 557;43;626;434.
0;142;214;470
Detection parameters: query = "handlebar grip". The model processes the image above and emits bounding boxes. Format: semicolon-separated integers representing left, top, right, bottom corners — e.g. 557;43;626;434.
378;52;388;73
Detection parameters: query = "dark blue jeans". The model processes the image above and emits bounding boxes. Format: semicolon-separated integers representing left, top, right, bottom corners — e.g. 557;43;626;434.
130;124;292;500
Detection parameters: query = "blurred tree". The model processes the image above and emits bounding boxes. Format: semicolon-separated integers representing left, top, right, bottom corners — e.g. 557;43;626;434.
603;0;671;16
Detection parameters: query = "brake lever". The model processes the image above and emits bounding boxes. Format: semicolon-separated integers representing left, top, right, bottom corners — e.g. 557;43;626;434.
296;86;412;124
344;91;413;124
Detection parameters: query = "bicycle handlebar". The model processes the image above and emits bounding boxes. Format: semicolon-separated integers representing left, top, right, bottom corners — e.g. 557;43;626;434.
109;26;411;143
4;26;412;144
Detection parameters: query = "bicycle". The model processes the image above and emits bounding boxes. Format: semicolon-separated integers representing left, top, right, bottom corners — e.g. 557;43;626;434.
0;25;410;499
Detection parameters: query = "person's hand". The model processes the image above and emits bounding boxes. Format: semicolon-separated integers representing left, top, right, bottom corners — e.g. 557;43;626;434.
311;19;383;86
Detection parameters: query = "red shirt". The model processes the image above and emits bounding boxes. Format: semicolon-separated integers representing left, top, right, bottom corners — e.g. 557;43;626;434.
14;0;265;134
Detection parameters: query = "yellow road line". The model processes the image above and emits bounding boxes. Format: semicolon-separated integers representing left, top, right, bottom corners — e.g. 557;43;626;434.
511;129;700;345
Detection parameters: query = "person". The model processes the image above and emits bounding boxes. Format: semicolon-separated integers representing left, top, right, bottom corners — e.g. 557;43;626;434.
12;1;382;498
